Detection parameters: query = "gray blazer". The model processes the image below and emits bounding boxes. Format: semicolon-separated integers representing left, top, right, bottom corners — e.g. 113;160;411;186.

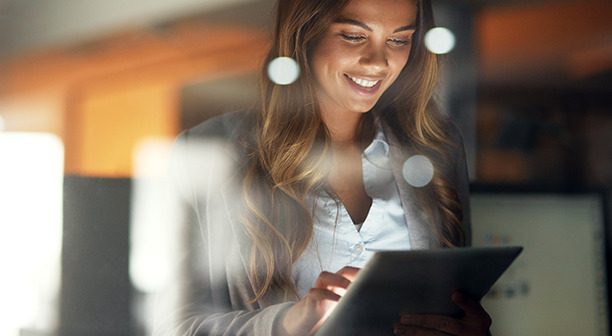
169;110;471;335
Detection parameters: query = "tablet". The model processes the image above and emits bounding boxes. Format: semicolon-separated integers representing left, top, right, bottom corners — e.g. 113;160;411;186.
316;246;523;336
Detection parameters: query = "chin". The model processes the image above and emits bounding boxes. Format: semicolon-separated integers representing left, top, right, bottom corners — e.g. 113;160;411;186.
348;101;378;114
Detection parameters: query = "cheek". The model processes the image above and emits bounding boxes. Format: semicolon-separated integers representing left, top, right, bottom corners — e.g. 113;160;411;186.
311;42;336;81
388;51;411;80
312;39;355;76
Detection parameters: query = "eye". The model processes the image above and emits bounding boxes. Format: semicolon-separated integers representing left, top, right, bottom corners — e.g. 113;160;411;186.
340;33;366;43
387;37;411;47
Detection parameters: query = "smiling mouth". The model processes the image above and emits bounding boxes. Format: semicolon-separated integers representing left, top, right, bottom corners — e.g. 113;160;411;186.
345;74;381;88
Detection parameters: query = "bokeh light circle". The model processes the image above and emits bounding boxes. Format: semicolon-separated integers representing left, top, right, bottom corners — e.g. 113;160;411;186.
424;27;456;55
267;57;300;85
402;155;434;188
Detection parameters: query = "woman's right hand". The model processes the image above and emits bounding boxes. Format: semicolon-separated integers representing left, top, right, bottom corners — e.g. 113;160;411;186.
281;266;360;336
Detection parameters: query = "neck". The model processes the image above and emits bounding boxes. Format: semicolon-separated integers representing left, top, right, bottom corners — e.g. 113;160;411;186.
320;109;363;146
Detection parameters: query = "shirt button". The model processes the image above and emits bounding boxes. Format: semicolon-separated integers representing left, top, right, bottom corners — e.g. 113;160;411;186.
353;243;364;254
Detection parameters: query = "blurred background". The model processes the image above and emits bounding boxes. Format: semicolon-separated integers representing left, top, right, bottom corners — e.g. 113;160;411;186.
0;0;610;335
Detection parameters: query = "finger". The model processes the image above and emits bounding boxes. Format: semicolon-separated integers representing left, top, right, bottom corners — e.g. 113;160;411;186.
307;288;341;303
451;292;482;314
314;271;352;290
452;292;491;319
336;266;360;281
288;289;341;335
306;288;342;323
451;292;492;330
400;314;464;335
394;323;453;336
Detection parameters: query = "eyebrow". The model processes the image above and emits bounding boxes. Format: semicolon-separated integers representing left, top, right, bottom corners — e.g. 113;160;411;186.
333;17;417;33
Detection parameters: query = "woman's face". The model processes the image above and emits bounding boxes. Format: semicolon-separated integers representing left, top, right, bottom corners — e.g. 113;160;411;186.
311;0;417;116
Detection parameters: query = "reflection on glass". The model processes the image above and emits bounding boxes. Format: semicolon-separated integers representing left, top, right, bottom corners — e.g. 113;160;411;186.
130;138;181;335
425;27;456;55
0;133;64;336
402;155;434;187
267;57;301;85
130;138;236;334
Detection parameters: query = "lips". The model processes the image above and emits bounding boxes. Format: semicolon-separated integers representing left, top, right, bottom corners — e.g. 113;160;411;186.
344;74;383;95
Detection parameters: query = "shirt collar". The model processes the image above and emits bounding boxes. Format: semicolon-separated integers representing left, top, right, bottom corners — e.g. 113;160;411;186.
363;120;390;164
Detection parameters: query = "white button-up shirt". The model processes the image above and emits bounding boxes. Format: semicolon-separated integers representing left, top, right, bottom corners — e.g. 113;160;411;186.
292;128;412;297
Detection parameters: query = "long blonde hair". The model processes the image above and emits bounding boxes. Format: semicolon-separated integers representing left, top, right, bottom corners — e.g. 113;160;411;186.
241;0;464;303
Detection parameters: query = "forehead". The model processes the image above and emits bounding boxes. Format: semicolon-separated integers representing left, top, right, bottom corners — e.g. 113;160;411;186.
338;0;418;26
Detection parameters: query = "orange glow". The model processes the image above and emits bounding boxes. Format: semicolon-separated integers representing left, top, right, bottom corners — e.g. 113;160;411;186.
66;82;178;177
1;22;269;177
477;0;612;82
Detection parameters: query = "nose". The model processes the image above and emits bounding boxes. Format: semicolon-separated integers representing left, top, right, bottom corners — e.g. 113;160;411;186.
359;43;388;74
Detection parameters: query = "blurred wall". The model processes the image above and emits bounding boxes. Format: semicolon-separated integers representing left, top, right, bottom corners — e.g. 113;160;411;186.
0;0;255;58
0;23;269;177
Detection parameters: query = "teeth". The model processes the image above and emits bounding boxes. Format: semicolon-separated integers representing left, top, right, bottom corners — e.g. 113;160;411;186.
348;75;379;88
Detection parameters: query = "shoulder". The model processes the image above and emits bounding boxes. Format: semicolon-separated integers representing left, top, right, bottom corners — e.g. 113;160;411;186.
442;119;465;147
180;109;256;144
381;115;465;153
171;109;256;180
440;119;468;171
170;110;255;202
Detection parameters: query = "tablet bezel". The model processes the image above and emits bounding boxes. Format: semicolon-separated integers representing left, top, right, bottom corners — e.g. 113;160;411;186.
316;246;523;336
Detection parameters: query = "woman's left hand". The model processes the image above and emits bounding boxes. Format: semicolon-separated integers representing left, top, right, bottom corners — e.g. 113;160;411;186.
394;291;492;336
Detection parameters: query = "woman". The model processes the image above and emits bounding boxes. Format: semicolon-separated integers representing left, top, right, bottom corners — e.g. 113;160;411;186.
171;0;491;335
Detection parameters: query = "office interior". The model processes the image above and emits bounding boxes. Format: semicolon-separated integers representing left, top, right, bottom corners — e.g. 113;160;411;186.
0;0;611;335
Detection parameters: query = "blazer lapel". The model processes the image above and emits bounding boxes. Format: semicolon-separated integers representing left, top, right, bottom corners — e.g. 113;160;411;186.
384;125;438;249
